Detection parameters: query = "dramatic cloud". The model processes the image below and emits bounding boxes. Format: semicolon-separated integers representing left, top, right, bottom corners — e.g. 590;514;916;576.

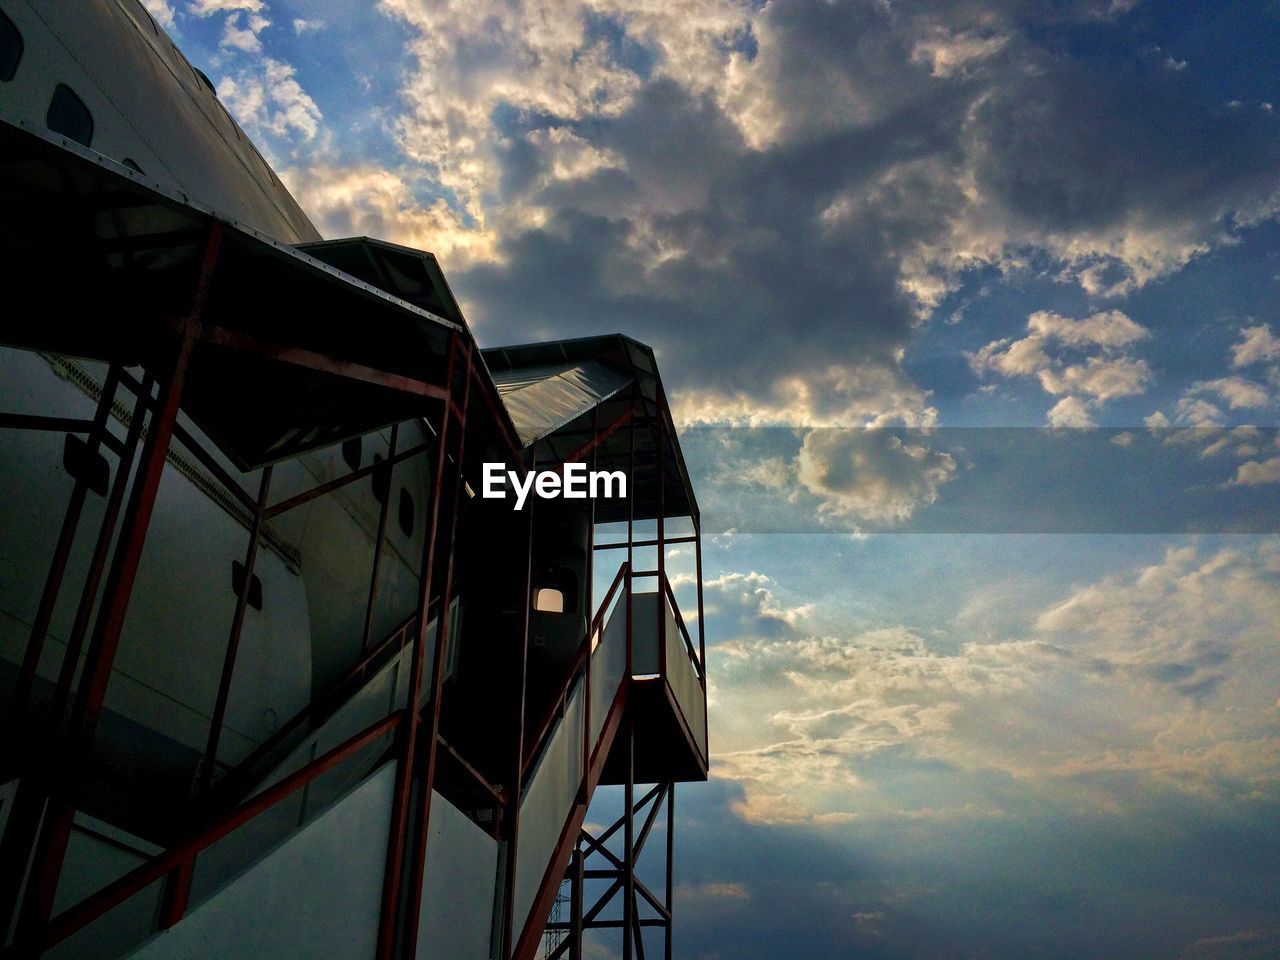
1231;324;1280;368
207;0;1280;433
794;430;956;523
1189;376;1272;411
708;540;1280;824
217;57;322;142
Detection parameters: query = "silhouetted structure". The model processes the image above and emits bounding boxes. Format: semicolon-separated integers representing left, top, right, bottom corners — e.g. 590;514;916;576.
0;2;707;958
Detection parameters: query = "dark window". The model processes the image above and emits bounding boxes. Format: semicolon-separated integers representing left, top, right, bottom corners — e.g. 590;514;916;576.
0;10;22;82
398;488;414;537
231;561;263;611
122;157;144;174
342;436;362;472
46;84;93;147
63;434;108;497
372;453;389;505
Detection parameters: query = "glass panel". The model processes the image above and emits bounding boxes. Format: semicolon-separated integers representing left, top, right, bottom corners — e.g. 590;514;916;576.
142;763;397;960
664;593;707;762
416;791;499;958
534;587;564;613
514;677;585;934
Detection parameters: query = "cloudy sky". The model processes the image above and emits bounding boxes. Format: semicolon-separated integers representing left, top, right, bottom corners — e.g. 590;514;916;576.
151;0;1280;956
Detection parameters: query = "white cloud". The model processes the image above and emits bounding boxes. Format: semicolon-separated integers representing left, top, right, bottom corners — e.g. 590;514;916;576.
1230;456;1280;486
794;430;956;523
1026;309;1150;349
911;25;1009;79
280;163;497;267
187;0;264;15
292;18;324;34
674;363;937;429
970;310;1151;423
1047;396;1095;427
221;11;270;54
141;0;175;28
1231;324;1280;367
218;57;322;142
1037;356;1152;401
1190;375;1271;410
709;540;1280;823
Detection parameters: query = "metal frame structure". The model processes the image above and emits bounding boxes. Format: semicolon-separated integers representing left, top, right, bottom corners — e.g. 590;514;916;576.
0;115;706;960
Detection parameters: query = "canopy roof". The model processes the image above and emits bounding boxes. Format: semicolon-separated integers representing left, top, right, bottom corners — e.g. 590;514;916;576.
483;335;699;523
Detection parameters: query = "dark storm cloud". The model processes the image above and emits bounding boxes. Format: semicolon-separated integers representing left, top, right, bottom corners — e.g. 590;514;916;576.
440;0;1280;423
670;774;1280;960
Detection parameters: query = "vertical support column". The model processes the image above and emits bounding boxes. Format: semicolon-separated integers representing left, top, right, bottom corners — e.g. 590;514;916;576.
664;784;674;960
693;513;706;679
376;335;460;960
694;511;708;763
569;847;584;960
582;407;597;791
199;464;274;797
655;400;666;672
51;373;154;720
622;710;635;960
626;404;635;675
501;440;536;960
402;345;473;957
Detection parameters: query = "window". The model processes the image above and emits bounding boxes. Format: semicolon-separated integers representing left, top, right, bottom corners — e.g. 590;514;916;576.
47;84;93;147
371;453;389;504
534;587;565;613
532;566;577;614
0;10;22;82
231;561;264;611
342;436;362;472
398;487;414;537
63;434;108;497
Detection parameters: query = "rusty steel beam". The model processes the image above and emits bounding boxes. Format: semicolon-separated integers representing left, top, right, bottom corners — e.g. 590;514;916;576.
199;465;274;796
200;324;451;403
9;362;121;724
16;224;223;949
401;341;474;957
375;336;458;960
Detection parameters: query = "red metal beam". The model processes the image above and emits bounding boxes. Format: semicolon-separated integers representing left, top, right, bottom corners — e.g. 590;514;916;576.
401;341;474;956
264;437;432;519
199;465;274;797
201;324;451;403
375;336;457;960
9;363;121;722
17;224;223;948
554;406;634;467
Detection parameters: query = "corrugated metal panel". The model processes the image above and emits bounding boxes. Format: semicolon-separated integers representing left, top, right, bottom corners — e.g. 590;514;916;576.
491;360;632;446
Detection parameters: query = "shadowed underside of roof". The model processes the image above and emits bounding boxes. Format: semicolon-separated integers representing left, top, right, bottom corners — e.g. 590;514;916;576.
482;335;699;523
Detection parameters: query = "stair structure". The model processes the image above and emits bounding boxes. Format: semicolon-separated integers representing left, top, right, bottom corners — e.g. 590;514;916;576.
0;111;707;959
